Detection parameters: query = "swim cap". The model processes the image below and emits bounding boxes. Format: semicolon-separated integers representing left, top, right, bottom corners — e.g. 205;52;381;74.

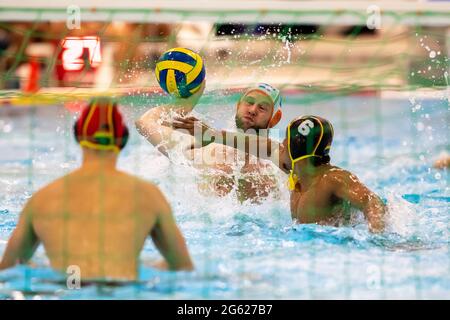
286;116;333;190
74;97;129;153
241;83;282;128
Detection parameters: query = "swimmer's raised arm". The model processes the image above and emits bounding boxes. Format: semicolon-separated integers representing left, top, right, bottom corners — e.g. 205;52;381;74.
169;116;287;172
135;101;200;157
149;189;193;271
135;83;205;157
329;171;386;233
0;199;40;270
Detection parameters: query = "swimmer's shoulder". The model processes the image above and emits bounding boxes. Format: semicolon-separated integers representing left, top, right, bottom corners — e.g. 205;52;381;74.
23;174;73;213
319;166;365;200
33;173;75;198
125;175;172;215
320;165;358;187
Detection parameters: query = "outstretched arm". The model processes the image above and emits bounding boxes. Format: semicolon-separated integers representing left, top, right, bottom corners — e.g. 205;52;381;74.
135;83;205;157
169;116;287;172
150;193;193;271
331;171;386;233
0;200;40;270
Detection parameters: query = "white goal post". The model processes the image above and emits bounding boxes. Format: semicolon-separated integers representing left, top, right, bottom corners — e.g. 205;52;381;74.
0;1;449;26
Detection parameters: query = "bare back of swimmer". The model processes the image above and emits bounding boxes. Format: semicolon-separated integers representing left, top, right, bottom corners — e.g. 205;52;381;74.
0;98;193;280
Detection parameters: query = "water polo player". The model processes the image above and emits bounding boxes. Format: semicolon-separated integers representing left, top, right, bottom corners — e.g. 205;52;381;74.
171;115;386;233
0;97;193;279
136;82;284;203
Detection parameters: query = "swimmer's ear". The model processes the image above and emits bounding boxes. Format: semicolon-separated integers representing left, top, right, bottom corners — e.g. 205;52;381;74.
268;109;282;128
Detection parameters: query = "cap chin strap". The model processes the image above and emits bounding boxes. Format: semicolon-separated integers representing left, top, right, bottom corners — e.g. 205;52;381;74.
79;129;121;153
288;169;299;191
287;154;323;191
79;140;120;153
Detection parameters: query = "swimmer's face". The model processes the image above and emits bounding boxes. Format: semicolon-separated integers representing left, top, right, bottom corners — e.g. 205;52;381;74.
236;91;274;131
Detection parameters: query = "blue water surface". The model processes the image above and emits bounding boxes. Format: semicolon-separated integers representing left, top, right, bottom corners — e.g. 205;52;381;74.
0;92;448;299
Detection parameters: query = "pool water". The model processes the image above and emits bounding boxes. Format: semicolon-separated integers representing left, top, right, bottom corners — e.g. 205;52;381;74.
0;93;448;299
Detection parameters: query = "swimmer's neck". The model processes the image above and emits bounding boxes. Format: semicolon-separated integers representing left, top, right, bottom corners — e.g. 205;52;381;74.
294;162;330;190
80;148;118;171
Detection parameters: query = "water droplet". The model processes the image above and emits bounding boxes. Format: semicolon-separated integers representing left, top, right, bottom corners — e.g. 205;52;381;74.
2;123;12;133
435;172;441;180
416;122;424;131
429;51;436;58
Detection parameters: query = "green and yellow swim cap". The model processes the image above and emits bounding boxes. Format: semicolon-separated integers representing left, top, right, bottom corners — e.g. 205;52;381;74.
286;116;334;190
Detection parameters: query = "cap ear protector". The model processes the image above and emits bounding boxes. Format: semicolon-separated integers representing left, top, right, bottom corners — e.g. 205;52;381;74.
73;98;129;153
267;98;282;129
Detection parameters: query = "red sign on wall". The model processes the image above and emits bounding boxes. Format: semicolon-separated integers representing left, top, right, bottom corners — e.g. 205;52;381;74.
56;36;102;85
61;36;102;71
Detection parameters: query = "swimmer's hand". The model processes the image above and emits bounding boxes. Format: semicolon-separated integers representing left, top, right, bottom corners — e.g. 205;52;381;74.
168;116;218;147
171;82;206;114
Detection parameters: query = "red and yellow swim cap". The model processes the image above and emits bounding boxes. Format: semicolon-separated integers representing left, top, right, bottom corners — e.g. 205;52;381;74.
74;97;129;153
